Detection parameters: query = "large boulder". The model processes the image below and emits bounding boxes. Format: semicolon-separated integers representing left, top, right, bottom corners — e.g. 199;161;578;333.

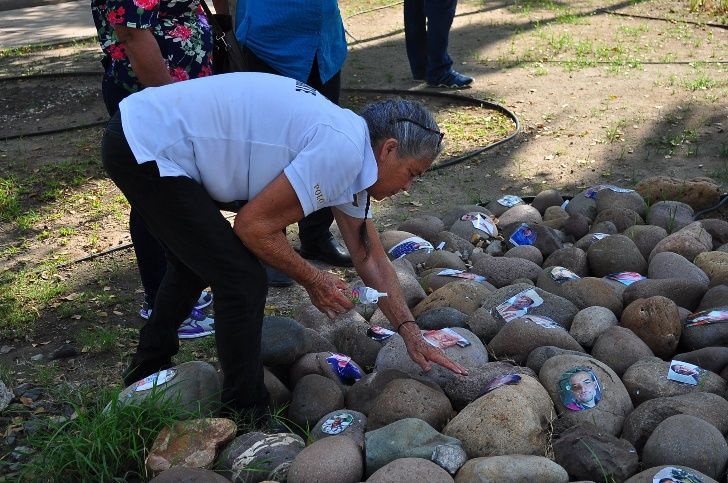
441;362;537;410
591;326;654;376
471;255;542;288
642;414;728;480
287;435;363;483
345;369;434;415
423;250;468;271
646;201;694;233
117;361;220;416
635;176;722;211
465;307;505;343
215;432;304;483
498;204;543;226
364;419;462;476
500;222;564;256
526;346;596;374
587;235;647;277
416;307;469;330
412;280;493;317
592;207;644;232
621;392;728;451
566;189;598;220
701;218;728;249
621;357;728;405
648;251;710;284
553;423;638;483
697;284;728;310
531;189;564;214
287;374;344;428
488;317;584;365
367;378;453;431
480;283;580;330
392;260;428;308
310;410;367;448
680;309;728;350
649;221;713;262
454;455;568;483
261;316;314;366
596;188;647;217
433;231;476;261
694;251;728;287
620;296;681;359
328;319;385;368
542;247;590;276
569;306;618;349
624;465;718;483
673;346;728;375
538;275;623;317
397;215;446;244
367;458;454;483
623;225;668;261
504;244;543;265
443;374;554;457
622;278;707;311
539;355;633;435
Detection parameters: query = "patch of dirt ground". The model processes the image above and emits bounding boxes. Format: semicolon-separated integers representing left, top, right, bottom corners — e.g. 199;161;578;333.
0;0;726;472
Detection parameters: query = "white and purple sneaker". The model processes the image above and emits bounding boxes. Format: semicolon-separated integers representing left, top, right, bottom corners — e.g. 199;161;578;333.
177;309;215;339
139;290;213;320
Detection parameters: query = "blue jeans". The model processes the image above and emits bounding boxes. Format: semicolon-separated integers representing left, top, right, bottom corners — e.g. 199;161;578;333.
403;0;457;83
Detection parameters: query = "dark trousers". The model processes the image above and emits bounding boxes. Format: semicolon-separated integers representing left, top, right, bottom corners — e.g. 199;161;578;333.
242;46;338;244
403;0;457;83
102;112;270;413
102;76;166;305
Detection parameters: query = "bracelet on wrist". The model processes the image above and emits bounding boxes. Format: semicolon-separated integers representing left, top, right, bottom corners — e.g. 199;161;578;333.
396;320;417;334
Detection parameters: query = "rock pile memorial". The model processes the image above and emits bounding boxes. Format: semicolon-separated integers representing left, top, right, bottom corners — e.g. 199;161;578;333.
127;178;727;482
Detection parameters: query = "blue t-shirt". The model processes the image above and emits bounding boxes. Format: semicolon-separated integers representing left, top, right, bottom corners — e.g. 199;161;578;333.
235;0;347;83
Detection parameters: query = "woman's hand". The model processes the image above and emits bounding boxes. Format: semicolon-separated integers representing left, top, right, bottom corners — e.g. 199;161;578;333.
304;270;355;319
399;322;469;375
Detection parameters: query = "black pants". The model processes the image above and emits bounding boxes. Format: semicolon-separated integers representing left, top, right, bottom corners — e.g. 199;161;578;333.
242;46;337;244
102;112;270;414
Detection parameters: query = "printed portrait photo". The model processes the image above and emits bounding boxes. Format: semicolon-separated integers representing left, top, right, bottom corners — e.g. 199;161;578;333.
558;367;602;411
495;289;544;322
652;466;704;483
667;360;702;386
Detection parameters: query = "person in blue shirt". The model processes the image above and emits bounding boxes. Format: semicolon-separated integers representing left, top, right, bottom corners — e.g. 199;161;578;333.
404;0;473;89
235;0;351;286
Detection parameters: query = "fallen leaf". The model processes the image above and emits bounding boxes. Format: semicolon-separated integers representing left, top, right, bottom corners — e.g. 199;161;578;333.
19;397;33;407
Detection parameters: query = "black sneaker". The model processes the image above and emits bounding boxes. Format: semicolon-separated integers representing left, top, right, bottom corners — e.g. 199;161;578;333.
428;70;473;89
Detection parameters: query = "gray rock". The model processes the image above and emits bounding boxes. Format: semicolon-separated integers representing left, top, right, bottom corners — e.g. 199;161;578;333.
719;243;728;252
288;352;360;389
368;378;453;431
566;189;598;220
471;255;542;288
500;222;564;256
620;296;681;359
486;196;525;217
590;220;619;234
442;361;537;410
484;239;504;255
648;251;710;285
367;458;454;482
432;444;468;475
329;318;384;368
592;208;644;232
622;278;707;311
488;317;584;365
412;280;493;317
465;307;505;343
117;361;220;416
293;303;335;333
621;392;728;451
443;374;554;457
526;346;596;374
450;213;498;243
374;328;488;390
591;326;654;376
649;221;713;262
49;343;78;360
423;250;468;271
287;435;363;483
532;189;564;214
398;215;446;244
455;455;569;483
216;432;305;483
264;367;291;407
642;415;728;480
587;235;647;277
287;374;344;428
621;357;728;405
543;205;569;222
433;231;476;260
481;283;580;330
364;419;462;476
563;213;591;241
380;230;419;253
150;467;230;483
504;245;543;265
575;231;612;252
416;307;469;330
311;410;367;448
0;380;12;413
697;285;728;310
674;347;728;375
344;369;439;415
700;218;728;249
539;355;633;435
419;268;491;295
543;247;590;276
261;316;311;366
393;261;428;309
538;275;623;317
596;189;647;217
498;204;543;226
553;424;638;483
623;225;669;261
442;205;493;229
623;465;718;483
647;200;694;233
694;251;728;287
569;306;618;349
681;309;728;350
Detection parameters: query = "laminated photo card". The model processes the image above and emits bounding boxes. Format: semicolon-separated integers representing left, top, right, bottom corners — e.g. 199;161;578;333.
436;268;487;284
495;288;544;322
667;360;702;386
423;328;471;349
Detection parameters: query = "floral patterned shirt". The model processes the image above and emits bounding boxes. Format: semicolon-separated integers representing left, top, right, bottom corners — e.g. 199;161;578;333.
91;0;213;93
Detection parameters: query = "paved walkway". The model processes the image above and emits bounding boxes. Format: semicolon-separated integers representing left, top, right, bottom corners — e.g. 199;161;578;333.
0;0;96;49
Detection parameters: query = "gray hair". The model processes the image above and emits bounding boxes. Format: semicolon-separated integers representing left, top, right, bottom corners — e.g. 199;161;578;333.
360;99;442;161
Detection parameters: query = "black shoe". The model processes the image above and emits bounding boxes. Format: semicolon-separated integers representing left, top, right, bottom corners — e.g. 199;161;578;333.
265;264;294;288
427;70;473;89
300;236;353;267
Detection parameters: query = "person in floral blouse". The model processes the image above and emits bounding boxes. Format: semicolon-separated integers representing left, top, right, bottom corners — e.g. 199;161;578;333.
91;0;230;342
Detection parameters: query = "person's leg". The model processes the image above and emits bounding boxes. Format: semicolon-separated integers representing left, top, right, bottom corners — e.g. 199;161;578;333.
403;0;427;80
423;0;456;83
102;114;269;412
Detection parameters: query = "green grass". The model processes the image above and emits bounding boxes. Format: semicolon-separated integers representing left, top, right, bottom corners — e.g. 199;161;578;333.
7;385;204;482
684;74;717;90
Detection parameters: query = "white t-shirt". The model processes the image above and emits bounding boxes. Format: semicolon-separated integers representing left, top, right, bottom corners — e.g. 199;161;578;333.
119;72;378;218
